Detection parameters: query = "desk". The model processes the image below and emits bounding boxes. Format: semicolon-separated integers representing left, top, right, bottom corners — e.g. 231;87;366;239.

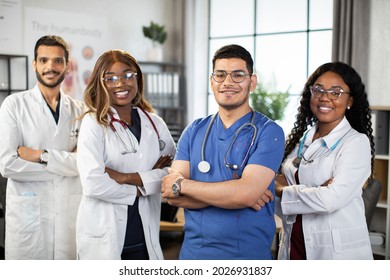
160;207;185;232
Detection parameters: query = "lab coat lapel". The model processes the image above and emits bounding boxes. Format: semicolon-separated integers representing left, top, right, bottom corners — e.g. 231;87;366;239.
32;84;57;129
56;90;70;132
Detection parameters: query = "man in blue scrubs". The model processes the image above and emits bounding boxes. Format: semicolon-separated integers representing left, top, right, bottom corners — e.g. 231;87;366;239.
161;44;285;259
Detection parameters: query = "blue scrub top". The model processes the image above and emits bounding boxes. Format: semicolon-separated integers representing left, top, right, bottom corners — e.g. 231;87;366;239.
175;110;285;259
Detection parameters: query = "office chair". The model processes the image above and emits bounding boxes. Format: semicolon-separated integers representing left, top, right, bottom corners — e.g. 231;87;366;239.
362;179;382;229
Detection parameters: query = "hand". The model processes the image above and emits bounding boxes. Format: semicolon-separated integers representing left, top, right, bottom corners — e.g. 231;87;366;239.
17;146;42;163
321;178;333;187
251;189;274;211
275;174;287;197
153;154;173;169
161;168;183;198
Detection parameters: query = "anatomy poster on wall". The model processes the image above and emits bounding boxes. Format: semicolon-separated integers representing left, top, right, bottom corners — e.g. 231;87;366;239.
24;7;109;100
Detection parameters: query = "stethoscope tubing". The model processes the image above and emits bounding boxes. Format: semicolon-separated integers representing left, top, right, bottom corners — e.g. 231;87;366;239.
198;110;257;173
108;108;165;154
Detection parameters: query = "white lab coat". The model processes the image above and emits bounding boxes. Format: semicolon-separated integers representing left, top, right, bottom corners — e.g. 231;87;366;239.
0;84;86;259
276;118;373;260
76;107;176;260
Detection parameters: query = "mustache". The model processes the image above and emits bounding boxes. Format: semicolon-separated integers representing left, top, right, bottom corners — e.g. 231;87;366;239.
43;70;60;76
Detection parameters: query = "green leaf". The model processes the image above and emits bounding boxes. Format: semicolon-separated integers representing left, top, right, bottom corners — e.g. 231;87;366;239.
250;84;290;121
142;21;167;45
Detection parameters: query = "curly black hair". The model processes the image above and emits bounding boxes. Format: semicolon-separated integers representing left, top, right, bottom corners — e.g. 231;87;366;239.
283;61;375;181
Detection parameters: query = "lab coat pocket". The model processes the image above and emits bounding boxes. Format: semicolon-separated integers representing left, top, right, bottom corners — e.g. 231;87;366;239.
6;195;40;234
331;229;342;254
77;235;118;260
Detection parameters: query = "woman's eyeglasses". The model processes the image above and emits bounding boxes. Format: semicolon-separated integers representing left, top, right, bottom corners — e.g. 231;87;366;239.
103;72;137;88
310;85;349;100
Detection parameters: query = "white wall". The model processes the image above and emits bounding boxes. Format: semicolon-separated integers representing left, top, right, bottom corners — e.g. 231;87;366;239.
0;0;184;90
367;0;390;107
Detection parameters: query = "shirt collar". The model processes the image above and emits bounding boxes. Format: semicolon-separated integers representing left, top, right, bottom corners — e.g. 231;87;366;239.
309;117;352;150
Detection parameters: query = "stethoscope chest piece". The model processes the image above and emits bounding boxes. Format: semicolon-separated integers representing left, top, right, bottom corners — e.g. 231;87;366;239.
159;139;166;151
198;160;211;173
292;157;301;168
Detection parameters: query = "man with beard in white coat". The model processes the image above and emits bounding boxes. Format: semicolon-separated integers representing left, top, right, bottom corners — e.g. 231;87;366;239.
0;35;85;259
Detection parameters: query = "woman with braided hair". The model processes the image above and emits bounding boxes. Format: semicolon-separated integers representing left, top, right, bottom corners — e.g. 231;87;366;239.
275;61;375;260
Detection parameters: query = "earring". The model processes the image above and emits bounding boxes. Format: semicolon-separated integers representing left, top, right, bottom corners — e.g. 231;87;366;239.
347;106;351;110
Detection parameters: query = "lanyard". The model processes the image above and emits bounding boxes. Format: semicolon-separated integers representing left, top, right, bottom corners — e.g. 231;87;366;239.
293;128;351;167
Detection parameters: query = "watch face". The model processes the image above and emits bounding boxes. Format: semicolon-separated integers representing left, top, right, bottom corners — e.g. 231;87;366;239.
41;152;49;162
172;183;180;196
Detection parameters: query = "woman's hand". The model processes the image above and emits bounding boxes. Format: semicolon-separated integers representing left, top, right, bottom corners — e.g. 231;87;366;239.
153;154;174;169
321;178;333;187
275;174;287;197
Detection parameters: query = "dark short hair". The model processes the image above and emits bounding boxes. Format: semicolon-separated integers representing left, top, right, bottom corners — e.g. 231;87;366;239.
34;35;69;62
212;44;254;74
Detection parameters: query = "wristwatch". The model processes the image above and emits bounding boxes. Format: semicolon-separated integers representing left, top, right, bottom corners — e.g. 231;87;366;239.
39;150;49;164
172;177;184;197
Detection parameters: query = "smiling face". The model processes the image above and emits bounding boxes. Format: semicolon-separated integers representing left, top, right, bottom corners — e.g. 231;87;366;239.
210;58;257;112
310;71;353;132
103;61;138;110
33;45;68;89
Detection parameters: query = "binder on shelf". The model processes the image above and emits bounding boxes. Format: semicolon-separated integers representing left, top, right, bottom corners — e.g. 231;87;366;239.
369;231;385;246
372;110;389;155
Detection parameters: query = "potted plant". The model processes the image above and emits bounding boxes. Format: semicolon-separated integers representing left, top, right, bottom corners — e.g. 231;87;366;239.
250;83;290;121
142;21;167;61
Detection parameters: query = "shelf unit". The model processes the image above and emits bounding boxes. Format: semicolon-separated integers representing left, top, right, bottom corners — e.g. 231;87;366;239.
139;61;186;143
370;106;390;259
0;54;29;259
0;54;29;102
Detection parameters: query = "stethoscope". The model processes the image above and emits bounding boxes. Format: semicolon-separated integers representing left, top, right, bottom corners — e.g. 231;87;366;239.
198;110;258;173
108;108;165;155
292;128;352;168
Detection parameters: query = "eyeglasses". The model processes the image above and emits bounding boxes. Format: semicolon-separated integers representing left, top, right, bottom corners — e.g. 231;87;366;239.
309;85;349;100
211;70;251;83
103;72;137;88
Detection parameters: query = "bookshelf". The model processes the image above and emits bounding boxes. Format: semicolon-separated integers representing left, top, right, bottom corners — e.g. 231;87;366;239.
139;61;186;143
370;106;390;259
0;54;29;104
0;54;29;259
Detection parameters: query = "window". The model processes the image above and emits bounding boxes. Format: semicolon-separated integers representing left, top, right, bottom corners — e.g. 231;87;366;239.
208;0;333;133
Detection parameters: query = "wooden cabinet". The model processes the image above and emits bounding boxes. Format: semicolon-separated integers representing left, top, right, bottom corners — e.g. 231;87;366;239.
370;106;390;259
0;54;29;104
139;61;186;143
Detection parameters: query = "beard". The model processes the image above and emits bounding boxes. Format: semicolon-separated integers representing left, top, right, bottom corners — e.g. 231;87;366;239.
36;70;66;88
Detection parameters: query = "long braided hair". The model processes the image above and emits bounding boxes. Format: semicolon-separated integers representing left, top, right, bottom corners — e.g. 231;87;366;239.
283;62;375;181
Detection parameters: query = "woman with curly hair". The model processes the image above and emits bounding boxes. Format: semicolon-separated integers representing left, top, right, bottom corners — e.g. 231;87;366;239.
275;61;375;260
76;50;176;260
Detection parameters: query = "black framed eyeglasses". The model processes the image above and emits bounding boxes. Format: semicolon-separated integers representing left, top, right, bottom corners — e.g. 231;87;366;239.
103;72;137;88
211;70;251;83
309;85;349;100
